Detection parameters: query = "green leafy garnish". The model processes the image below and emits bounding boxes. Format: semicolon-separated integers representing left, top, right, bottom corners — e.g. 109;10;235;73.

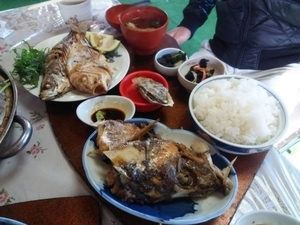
11;41;49;89
151;20;161;28
0;79;11;93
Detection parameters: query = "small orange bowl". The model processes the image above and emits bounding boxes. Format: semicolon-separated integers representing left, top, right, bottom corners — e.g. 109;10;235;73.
119;71;169;112
105;4;133;31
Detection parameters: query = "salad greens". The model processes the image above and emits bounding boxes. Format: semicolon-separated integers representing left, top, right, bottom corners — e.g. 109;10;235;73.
11;41;49;89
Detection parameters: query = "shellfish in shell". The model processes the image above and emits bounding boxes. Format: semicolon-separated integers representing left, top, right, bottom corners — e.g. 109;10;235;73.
132;77;174;106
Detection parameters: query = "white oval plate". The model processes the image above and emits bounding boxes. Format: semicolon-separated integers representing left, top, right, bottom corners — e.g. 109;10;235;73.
27;33;130;102
82;118;238;225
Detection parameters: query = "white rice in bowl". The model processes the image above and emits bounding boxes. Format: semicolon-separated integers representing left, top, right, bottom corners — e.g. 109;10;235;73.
192;77;280;145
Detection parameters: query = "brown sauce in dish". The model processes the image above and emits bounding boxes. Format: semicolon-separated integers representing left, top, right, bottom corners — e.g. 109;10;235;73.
91;108;125;122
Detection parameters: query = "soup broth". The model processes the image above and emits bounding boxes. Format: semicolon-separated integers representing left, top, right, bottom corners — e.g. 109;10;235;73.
126;17;162;30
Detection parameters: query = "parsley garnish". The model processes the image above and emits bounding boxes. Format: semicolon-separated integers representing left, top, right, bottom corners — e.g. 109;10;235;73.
11;41;49;89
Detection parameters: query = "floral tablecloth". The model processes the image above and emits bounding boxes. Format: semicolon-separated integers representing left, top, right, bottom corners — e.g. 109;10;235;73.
0;1;299;224
0;1;121;224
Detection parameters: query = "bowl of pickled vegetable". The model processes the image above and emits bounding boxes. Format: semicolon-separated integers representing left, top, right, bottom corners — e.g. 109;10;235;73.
177;55;226;92
76;95;136;128
154;48;188;77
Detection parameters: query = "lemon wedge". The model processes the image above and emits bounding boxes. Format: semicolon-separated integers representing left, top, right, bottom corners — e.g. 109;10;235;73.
85;32;120;54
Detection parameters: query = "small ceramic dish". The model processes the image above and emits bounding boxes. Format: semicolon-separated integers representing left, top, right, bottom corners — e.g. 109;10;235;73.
57;0;92;22
105;4;133;31
235;210;300;225
154;47;188;77
119;71;169;112
76;95;136;128
178;55;225;92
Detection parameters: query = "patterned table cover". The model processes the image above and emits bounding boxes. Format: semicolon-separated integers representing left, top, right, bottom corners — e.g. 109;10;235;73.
0;1;299;224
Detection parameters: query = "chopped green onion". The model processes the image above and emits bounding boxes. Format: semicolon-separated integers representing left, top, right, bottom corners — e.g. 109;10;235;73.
96;110;106;121
0;79;11;93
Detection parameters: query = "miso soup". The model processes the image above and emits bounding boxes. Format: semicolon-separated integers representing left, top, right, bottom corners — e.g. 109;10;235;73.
126;17;162;30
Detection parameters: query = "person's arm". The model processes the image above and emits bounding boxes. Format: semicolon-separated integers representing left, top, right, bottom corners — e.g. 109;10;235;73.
168;0;218;44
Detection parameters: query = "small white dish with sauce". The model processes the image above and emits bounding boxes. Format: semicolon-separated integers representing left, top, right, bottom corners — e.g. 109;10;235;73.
76;95;136;128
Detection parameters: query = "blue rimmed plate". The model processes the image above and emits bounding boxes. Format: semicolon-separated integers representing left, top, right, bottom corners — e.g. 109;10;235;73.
82;118;238;224
0;217;25;225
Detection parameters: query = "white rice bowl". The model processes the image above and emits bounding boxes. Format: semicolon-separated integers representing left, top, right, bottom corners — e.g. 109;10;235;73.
190;75;286;147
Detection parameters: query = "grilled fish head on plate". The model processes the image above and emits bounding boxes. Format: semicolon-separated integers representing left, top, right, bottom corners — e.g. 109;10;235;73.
92;120;235;204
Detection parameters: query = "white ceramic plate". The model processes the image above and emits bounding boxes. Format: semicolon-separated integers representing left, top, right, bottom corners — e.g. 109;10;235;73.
82;118;238;225
28;33;130;102
235;210;300;225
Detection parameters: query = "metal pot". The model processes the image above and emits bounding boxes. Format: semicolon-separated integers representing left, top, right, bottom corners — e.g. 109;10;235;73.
0;66;32;160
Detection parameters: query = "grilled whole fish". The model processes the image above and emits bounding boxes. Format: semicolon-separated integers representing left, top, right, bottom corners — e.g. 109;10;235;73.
39;17;112;100
39;33;74;101
104;138;234;203
94;120;234;204
66;36;112;95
